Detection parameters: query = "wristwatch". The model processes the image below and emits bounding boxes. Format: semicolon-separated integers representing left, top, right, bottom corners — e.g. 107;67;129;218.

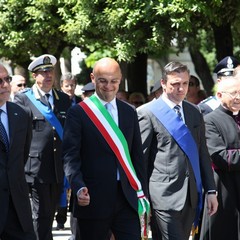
207;190;218;196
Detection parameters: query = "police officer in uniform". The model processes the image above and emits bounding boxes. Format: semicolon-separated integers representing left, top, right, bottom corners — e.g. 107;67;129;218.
198;56;240;115
14;54;71;240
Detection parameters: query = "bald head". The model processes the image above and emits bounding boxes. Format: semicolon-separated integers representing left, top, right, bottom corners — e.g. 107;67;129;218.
90;57;122;102
0;64;8;74
0;64;11;106
217;76;240;93
93;57;122;76
217;76;240;112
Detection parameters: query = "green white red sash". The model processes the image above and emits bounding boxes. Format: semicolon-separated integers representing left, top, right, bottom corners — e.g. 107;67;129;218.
79;95;150;239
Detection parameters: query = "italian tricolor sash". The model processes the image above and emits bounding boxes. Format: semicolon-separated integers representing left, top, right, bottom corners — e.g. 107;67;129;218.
79;95;150;239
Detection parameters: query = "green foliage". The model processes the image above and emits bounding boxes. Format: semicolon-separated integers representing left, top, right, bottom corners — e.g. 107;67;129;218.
0;0;240;67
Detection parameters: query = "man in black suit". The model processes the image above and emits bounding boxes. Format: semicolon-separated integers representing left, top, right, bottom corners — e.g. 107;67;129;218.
63;57;149;240
14;54;71;240
137;61;218;240
0;64;36;239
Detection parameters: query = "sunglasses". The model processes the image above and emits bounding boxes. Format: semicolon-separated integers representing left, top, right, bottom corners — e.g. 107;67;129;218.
0;76;12;85
17;83;27;87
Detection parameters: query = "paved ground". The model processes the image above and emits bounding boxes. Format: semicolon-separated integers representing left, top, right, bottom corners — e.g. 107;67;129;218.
53;213;72;240
52;212;154;240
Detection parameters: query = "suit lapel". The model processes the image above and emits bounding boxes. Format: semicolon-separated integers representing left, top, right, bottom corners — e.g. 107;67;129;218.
6;102;18;148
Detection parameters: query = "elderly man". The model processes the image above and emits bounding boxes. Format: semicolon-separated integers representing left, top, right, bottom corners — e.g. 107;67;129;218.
0;64;35;239
10;75;27;101
14;54;71;240
198;56;240;115
200;75;240;240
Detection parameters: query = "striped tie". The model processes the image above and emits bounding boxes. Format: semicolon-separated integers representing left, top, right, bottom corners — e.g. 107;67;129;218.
174;105;182;120
0;109;9;152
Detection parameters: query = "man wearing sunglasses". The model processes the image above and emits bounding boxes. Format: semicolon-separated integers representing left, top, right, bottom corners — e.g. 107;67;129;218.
0;64;36;239
14;54;71;240
10;75;27;101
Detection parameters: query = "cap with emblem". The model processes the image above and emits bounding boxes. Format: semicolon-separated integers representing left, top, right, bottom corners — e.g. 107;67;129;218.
214;56;240;77
81;82;95;93
28;54;57;72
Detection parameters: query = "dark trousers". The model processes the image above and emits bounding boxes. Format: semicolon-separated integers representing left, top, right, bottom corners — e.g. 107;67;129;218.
154;194;195;240
0;195;36;240
77;183;141;240
55;206;68;225
29;182;61;240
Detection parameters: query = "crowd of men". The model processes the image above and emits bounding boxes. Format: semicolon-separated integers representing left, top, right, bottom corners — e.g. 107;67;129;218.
0;54;240;240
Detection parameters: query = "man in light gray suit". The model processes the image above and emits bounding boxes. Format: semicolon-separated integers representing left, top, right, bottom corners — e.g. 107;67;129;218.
137;61;218;240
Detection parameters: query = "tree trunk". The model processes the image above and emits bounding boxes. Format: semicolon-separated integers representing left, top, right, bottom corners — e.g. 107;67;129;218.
212;23;233;61
189;47;215;96
126;53;148;96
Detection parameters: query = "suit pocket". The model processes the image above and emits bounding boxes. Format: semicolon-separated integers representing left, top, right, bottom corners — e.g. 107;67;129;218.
151;170;170;183
32;115;45;132
25;151;41;177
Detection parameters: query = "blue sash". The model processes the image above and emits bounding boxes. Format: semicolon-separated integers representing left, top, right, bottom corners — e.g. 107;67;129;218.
148;98;202;226
25;90;63;140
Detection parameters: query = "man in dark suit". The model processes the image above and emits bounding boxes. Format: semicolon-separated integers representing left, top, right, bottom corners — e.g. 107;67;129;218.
0;64;36;239
137;61;218;240
60;72;82;105
63;57;149;240
14;54;71;240
200;75;240;240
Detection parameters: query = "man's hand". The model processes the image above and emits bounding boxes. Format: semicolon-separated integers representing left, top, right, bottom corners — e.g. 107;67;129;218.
206;194;218;216
77;187;90;206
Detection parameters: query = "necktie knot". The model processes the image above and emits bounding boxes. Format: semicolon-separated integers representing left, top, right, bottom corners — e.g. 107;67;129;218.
105;102;112;111
105;103;114;120
174;105;182;120
45;93;50;99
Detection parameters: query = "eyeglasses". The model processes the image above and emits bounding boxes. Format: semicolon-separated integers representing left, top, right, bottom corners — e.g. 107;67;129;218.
222;91;240;98
0;76;12;85
17;83;26;87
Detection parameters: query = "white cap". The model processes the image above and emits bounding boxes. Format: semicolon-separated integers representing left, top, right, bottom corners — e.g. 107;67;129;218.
28;54;57;72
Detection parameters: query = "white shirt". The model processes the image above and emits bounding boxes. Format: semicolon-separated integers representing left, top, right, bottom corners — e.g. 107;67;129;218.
37;88;54;109
162;94;185;123
95;93;119;126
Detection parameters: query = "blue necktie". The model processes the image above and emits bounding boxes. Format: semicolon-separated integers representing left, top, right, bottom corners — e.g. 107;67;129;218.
105;103;114;119
45;93;52;109
0;109;9;152
174;105;182;120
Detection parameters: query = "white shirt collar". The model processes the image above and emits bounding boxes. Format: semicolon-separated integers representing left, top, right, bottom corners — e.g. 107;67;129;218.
37;87;53;97
0;103;7;113
162;94;183;109
94;93;117;109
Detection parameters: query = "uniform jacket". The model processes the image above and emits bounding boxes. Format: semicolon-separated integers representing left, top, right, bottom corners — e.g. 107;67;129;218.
14;85;71;183
63;99;147;219
0;102;33;233
137;98;216;211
